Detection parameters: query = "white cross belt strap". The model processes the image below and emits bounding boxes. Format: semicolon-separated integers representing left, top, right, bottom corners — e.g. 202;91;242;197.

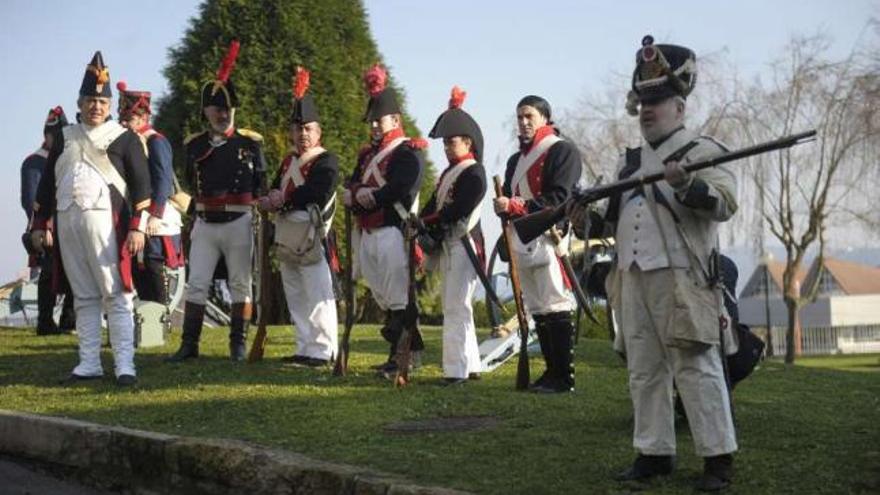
61;123;129;198
361;137;418;220
510;134;561;201
435;159;480;234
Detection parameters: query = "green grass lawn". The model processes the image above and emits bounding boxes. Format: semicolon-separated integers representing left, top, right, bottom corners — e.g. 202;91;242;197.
1;324;878;494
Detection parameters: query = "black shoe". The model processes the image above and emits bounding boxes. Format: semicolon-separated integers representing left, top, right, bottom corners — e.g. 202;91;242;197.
295;357;329;368
696;455;733;492
36;319;62;336
441;377;468;386
59;373;102;385
165;343;199;362
371;360;396;371
468;372;482;381
116;374;137;387
614;455;675;482
282;354;309;364
229;342;247;362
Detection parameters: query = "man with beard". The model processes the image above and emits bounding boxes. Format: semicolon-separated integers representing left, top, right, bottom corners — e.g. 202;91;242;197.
166;40;266;362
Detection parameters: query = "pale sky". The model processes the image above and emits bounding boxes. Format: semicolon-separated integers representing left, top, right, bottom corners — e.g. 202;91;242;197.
0;0;875;283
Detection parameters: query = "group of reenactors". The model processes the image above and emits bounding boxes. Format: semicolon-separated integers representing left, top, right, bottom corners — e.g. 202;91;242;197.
22;35;740;491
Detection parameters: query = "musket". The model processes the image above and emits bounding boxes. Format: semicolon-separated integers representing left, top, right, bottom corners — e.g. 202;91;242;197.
513;130;818;244
333;208;356;376
393;215;421;388
248;207;271;363
494;176;531;391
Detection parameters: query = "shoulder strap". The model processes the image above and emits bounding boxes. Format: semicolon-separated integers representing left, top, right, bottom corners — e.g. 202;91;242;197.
70;124;129;199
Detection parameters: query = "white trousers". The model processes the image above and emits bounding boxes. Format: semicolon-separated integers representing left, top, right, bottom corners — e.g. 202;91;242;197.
57;205;135;377
620;266;737;457
439;242;482;379
517;259;573;316
359;227;408;311
186;213;253;304
280;258;338;360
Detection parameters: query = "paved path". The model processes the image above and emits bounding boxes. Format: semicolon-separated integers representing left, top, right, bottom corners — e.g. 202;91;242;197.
0;457;110;495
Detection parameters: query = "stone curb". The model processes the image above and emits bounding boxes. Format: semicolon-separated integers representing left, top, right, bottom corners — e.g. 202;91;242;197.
0;410;473;495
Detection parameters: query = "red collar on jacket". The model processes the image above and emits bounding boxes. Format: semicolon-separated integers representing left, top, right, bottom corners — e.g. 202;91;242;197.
520;125;556;153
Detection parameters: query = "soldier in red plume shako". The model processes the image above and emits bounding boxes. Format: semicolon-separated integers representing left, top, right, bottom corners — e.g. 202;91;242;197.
166;39;267;363
493;94;583;393
21;106;76;335
30;51;152;386
343;64;426;376
116;81;184;303
256;67;340;368
419;86;486;384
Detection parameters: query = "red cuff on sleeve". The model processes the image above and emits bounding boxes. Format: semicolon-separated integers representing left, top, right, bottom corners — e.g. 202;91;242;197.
32;216;49;231
506;197;528;217
129;215;142;231
421;212;440;225
148;201;166;219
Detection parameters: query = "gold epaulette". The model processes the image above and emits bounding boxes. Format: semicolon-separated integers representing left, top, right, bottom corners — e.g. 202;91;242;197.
184;130;207;145
237;128;263;142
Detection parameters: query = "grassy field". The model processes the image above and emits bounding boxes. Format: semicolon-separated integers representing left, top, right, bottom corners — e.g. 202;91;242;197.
0;324;878;494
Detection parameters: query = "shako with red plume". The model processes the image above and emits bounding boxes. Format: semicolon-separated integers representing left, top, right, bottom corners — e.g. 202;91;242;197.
201;39;241;109
290;66;320;124
428;85;484;161
116;80;153;119
43;106;68;133
362;63;401;122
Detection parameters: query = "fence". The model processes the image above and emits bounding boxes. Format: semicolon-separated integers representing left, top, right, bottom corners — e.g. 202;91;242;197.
763;325;880;356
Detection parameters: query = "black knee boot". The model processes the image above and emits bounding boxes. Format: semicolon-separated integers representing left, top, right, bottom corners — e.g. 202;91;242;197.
534;312;575;393
35;265;60;335
229;302;251;362
529;314;554;390
58;294;76;331
166;302;204;362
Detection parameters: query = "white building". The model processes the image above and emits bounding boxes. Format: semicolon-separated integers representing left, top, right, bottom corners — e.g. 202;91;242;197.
738;257;880;355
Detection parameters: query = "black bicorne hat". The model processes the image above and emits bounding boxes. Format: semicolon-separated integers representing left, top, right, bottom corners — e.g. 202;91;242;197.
627;35;697;114
116;81;152;119
429;86;484;161
79;51;112;98
289;66;319;124
43;106;68;134
201;39;240;109
363;64;401;122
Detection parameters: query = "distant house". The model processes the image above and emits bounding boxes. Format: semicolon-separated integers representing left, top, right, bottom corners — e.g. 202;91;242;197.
738;257;880;355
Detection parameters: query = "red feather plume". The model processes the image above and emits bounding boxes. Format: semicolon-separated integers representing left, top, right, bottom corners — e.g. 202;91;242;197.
363;64;387;96
116;81;128;92
293;66;310;100
216;39;240;83
449;85;466;109
52;106;63;116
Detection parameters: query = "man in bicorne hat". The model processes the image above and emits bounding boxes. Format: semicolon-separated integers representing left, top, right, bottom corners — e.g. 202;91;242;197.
343;64;426;376
420;86;486;385
257;66;339;368
116;81;184;303
21;106;76;335
30;51;151;386
166;40;266;362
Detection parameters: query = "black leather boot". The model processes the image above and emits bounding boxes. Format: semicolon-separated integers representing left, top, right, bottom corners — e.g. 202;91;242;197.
529;314;553;390
533;312;574;393
165;302;204;362
58;294;76;332
35;266;60;335
614;454;676;482
696;454;733;491
229;302;251;362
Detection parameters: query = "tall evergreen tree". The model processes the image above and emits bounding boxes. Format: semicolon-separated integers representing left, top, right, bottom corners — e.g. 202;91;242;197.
155;0;436;323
